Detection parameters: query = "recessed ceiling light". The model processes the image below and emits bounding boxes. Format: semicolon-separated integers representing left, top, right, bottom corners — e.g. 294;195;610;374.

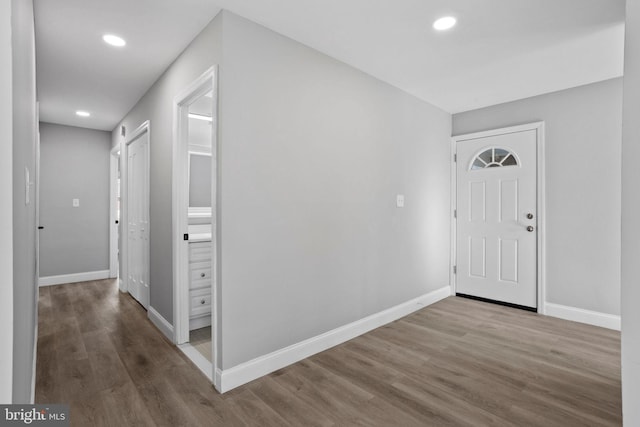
433;16;457;31
76;110;91;117
102;34;126;47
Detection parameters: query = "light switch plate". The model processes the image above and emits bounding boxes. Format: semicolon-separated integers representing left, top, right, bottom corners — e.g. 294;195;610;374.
73;199;80;207
396;194;405;208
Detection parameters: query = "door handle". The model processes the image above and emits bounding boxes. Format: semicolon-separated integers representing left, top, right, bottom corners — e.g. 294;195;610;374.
527;226;534;232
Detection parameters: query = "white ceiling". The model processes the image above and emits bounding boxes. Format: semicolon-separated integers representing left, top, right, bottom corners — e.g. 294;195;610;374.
35;0;625;131
34;0;221;131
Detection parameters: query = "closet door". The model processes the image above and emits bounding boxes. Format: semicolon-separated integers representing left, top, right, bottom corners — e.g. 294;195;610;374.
127;128;150;309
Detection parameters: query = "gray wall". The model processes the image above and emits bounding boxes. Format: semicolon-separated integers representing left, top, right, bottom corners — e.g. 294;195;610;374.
11;0;38;403
112;13;224;322
453;78;622;316
622;1;640;423
0;0;13;404
113;10;452;371
39;123;111;277
219;12;451;368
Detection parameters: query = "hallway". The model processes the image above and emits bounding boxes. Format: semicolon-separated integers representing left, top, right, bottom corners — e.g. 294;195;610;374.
36;279;237;425
36;279;621;426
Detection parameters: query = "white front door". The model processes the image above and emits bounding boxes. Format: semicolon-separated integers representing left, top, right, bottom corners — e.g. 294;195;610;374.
456;128;538;308
127;130;150;309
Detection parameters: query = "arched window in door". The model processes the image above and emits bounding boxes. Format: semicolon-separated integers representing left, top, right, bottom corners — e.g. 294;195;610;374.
470;147;519;170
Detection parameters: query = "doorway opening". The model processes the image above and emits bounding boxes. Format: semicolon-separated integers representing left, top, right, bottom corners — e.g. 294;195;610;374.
450;122;546;313
172;67;219;390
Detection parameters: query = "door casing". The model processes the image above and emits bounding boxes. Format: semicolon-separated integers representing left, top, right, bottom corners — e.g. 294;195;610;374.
109;145;120;280
450;122;546;314
172;66;219;391
121;120;151;306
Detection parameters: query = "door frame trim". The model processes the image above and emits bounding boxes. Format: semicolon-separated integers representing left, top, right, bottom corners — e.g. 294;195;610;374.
109;145;120;279
450;121;546;314
121;120;151;299
171;66;220;391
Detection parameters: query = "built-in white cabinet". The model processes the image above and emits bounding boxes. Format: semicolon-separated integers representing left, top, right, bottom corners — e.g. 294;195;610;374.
189;240;212;330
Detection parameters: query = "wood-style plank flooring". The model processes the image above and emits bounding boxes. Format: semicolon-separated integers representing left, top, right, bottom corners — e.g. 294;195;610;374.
36;279;621;426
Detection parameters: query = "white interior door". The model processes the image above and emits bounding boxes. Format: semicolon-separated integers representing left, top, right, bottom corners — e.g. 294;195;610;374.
109;147;120;278
127;130;150;309
456;129;537;308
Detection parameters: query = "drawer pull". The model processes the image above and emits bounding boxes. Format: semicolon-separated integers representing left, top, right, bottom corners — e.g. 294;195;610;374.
200;299;206;305
200;273;206;278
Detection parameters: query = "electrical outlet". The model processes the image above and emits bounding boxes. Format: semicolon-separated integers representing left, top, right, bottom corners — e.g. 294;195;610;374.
396;194;405;208
73;199;80;207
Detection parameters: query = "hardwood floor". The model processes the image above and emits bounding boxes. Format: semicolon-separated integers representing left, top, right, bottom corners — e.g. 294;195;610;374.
36;279;621;426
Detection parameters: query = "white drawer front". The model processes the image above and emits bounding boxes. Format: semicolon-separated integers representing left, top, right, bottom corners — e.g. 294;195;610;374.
190;289;212;317
189;241;211;251
191;266;211;282
190;260;210;270
189;244;212;263
190;278;210;290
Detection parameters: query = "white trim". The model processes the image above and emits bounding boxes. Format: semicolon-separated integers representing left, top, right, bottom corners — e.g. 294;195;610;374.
450;122;546;313
449;138;457;297
148;306;175;341
30;322;37;403
121;120;151;306
38;270;110;287
537;123;547;314
545;303;621;331
218;286;451;393
32;104;40;404
172;66;220;391
0;0;13;404
119;135;127;294
35;104;41;288
109;146;120;278
178;344;213;381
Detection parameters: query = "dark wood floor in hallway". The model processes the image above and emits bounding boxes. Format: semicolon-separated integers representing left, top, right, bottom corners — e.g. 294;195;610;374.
36;279;621;426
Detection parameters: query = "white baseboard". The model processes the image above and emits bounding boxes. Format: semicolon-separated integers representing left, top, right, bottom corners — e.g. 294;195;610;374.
177;343;212;381
38;270;110;287
148;306;175;342
545;302;621;331
218;285;451;393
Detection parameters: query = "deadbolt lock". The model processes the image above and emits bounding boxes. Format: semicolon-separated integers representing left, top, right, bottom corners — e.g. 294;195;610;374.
526;213;534;219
